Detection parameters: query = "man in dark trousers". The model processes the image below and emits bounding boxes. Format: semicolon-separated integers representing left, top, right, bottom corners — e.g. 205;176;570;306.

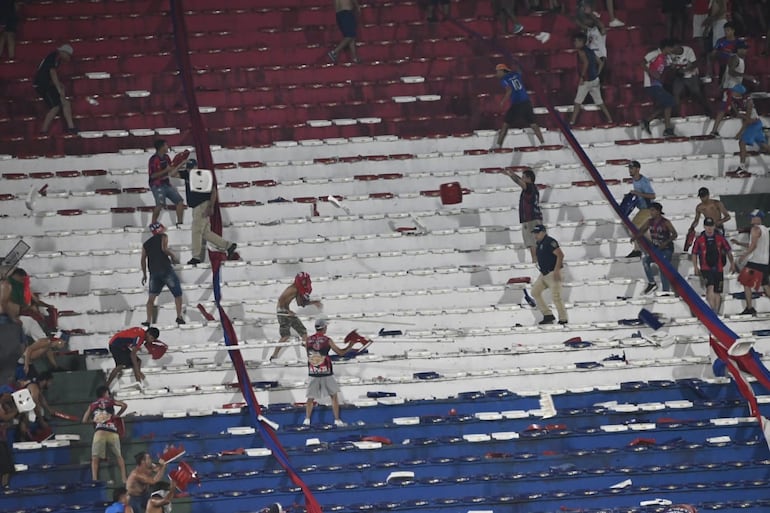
141;223;184;326
503;168;542;263
691;217;735;313
531;224;567;325
106;327;159;388
176;168;237;266
492;63;545;149
33;44;76;134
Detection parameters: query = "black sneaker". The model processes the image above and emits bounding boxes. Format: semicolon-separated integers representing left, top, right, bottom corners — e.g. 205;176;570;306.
176;317;185;325
663;128;675;137
141;321;151;327
226;243;237;259
539;315;555;325
643;282;658;294
558;320;568;325
740;307;757;316
187;258;201;266
626;250;641;258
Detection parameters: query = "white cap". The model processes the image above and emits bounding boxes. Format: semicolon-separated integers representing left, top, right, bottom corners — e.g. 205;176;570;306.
57;44;74;55
315;318;328;330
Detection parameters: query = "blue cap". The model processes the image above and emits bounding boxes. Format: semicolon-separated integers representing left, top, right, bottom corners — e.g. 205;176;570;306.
531;224;547;234
749;209;765;219
731;84;747;94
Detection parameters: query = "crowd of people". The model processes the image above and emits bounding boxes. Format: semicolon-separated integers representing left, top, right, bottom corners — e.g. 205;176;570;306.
505;155;769;325
0;2;768;511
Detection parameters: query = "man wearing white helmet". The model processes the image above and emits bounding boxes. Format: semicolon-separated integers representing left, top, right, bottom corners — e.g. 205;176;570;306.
270;272;322;362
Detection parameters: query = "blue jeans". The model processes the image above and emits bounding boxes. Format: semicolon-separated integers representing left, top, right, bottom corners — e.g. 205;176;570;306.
642;247;673;291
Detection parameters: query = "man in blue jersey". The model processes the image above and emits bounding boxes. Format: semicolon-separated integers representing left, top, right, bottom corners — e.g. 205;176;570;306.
570;32;612;125
492;63;545;149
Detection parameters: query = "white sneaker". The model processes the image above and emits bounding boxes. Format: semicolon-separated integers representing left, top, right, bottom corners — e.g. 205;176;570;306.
302;418;310;426
334;419;347;427
608;18;625;27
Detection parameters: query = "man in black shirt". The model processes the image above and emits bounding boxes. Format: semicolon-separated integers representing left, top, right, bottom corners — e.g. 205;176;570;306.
141;223;184;325
33;44;76;134
531;224;568;325
176;168;236;266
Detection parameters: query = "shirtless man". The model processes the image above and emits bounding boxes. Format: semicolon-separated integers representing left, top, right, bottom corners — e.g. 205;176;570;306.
0;268;66;375
270;272;322;362
328;0;360;64
126;452;168;513
690;187;731;233
146;481;175;513
17;371;53;440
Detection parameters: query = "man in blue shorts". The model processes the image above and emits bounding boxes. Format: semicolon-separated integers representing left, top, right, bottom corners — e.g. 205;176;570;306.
492;63;545;149
141;223;184;326
148;139;186;226
640;39;676;137
730;84;770;173
328;0;360;64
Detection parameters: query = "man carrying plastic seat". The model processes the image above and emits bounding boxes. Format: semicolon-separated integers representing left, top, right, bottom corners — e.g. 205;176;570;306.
503;167;542;263
303;318;356;427
625;161;656;258
687;187;731;241
176;165;236;266
731;209;770;316
105;327;160;388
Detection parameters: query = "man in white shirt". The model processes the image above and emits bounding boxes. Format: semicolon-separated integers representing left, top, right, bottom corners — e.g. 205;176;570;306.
667;40;712;117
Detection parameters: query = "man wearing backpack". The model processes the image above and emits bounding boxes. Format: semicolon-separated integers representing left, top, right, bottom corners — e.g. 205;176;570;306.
691;217;736;313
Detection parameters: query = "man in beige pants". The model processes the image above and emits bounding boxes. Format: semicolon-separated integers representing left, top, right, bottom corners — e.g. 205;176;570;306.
177;168;236;265
531;224;568;325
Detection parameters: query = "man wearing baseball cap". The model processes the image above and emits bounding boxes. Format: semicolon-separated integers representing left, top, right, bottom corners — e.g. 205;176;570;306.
33;44;77;134
492;63;544;149
732;209;770;315
141;223;184;327
302;318;357;427
531;224;567;325
691;216;735;313
626;160;656;258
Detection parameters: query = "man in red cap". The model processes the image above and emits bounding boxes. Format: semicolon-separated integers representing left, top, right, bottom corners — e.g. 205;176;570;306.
270;273;322;362
141;223;184;326
492;63;544;149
